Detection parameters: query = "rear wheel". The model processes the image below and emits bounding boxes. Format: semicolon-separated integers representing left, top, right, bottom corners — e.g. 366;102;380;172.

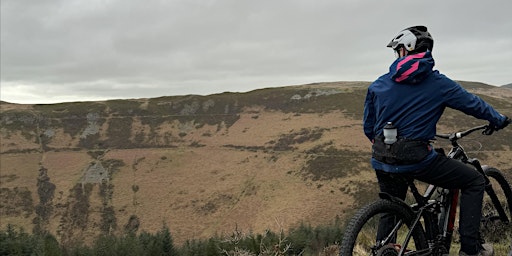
481;167;512;243
340;199;428;256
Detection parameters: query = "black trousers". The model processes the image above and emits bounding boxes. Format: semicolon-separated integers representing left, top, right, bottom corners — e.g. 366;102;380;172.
375;154;485;255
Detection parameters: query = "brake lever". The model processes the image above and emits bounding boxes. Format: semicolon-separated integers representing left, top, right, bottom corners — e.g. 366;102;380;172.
482;125;494;135
484;117;511;135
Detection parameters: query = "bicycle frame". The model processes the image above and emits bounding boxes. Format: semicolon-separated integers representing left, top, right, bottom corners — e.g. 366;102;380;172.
388;124;510;255
442;126;510;225
392;177;455;255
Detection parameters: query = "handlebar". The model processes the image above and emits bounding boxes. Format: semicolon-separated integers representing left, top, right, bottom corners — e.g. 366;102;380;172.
436;125;488;141
436;117;510;141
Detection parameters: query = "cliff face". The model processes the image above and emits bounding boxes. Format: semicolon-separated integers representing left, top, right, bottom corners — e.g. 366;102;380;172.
1;81;511;245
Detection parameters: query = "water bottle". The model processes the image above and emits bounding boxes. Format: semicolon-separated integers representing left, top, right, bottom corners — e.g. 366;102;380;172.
383;122;397;145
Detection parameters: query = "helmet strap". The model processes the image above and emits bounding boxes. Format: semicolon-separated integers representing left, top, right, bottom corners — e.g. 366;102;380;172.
395;46;407;58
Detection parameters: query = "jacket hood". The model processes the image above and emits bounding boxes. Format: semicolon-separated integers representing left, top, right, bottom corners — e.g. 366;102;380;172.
389;51;435;84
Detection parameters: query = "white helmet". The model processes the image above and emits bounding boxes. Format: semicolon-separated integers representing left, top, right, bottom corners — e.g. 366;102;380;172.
387;26;433;53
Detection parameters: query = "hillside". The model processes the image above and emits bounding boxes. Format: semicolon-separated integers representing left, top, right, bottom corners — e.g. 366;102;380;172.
1;81;512;247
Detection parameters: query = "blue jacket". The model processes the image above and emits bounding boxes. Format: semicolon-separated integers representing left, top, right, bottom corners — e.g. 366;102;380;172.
363;51;506;173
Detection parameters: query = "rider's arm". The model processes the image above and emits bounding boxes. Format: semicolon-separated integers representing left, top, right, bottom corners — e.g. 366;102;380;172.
441;79;508;129
363;88;376;142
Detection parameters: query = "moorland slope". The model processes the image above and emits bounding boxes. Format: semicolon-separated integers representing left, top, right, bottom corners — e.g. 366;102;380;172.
1;81;511;246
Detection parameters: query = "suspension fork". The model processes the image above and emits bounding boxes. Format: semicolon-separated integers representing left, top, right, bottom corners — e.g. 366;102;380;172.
476;162;511;223
460;155;509;223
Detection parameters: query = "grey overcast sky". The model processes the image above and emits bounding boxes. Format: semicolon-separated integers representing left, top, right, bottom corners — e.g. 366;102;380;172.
1;0;511;104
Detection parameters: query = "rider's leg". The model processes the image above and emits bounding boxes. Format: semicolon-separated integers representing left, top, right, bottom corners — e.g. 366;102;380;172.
375;170;409;242
413;154;486;255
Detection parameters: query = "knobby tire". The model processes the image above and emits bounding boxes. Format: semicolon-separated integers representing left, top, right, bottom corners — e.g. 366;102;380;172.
340;199;428;256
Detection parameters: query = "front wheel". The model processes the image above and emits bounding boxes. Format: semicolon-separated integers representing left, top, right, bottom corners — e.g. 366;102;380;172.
481;167;512;243
340;199;428;256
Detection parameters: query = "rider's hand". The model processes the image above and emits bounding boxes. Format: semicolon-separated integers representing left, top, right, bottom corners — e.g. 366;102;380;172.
505;115;511;126
495;115;511;130
485;115;510;135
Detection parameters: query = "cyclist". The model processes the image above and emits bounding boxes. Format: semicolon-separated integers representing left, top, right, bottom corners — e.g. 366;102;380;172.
363;25;510;256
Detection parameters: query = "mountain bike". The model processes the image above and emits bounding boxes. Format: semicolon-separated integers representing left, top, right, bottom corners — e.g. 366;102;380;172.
339;123;512;256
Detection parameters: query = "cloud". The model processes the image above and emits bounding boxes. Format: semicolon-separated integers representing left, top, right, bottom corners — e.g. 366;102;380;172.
1;0;511;104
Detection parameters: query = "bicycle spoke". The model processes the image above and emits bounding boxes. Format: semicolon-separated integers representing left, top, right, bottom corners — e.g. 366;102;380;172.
350;212;419;255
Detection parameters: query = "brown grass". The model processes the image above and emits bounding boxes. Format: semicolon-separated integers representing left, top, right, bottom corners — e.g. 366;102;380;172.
1;82;511;247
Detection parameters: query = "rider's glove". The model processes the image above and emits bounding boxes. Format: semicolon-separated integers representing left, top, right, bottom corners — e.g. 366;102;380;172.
494;115;510;130
505;116;511;127
484;115;509;135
